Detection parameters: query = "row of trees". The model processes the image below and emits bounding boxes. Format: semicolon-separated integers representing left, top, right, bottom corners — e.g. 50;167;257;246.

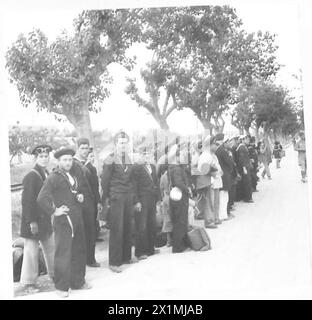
6;6;303;145
231;80;303;139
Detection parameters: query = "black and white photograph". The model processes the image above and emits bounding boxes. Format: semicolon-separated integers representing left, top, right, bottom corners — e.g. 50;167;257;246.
1;0;312;300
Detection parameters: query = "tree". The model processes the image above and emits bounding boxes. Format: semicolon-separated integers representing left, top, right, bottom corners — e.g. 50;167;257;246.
9;125;72;164
247;81;300;139
125;56;179;130
148;6;280;133
6;9;143;143
292;69;305;130
124;7;190;130
231;85;256;135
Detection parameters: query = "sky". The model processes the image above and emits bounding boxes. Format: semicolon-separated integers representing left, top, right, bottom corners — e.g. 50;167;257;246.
0;0;304;135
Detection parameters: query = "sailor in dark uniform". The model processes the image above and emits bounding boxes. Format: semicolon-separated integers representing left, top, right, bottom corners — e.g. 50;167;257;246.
19;145;54;294
247;136;259;192
85;147;103;241
214;134;235;220
101;131;141;273
236;136;253;203
224;138;238;215
132;146;161;260
37;148;91;298
72;138;100;268
168;144;192;253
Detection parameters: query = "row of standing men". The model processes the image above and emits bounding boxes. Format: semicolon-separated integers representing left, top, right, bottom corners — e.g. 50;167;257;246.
19;131;266;297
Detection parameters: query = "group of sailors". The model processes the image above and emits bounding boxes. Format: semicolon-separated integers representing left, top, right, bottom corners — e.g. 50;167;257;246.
18;130;301;298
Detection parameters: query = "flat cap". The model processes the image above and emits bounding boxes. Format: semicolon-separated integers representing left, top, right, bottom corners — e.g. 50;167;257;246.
54;147;75;159
31;144;52;155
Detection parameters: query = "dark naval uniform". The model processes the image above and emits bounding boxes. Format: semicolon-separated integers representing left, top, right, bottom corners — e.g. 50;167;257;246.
86;162;101;237
132;163;161;258
248;143;259;191
168;164;190;253
71;158;97;266
37;168;87;292
101;152;138;267
215;145;235;216
236;143;253;202
20;164;53;241
226;148;238;209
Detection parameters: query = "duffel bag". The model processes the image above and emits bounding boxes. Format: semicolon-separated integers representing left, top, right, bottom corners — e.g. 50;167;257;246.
187;227;212;251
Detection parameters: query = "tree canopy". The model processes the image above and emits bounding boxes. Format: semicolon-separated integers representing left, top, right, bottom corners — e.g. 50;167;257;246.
6;9;143;141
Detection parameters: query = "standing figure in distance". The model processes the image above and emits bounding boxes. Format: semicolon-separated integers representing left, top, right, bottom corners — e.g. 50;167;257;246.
258;140;272;180
295;131;307;183
273;141;283;169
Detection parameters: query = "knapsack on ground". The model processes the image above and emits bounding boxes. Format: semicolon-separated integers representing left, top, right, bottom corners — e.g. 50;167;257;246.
187;227;212;251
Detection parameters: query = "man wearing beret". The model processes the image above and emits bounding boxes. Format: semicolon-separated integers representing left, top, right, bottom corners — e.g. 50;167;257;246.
132;147;161;260
19;145;54;294
101;131;141;273
37;148;91;298
72;138;101;268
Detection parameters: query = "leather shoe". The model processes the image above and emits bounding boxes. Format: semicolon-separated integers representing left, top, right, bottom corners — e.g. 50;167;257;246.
87;262;101;268
124;257;139;264
137;255;148;260
56;290;69;298
73;282;92;290
109;265;123;273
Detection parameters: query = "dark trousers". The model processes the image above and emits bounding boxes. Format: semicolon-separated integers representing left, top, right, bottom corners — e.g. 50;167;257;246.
134;195;157;258
235;179;243;201
109;193;134;266
169;194;189;253
82;199;97;265
228;183;236;205
241;170;252;201
53;215;86;292
250;167;258;190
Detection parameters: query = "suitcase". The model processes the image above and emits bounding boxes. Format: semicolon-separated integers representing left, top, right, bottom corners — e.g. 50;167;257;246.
187;227;212;251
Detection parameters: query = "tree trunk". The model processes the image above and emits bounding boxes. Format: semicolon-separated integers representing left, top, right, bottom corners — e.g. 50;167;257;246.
158;118;170;131
65;103;101;170
244;127;251;135
151;112;170;131
200;118;212;135
65;101;93;143
70;107;94;145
